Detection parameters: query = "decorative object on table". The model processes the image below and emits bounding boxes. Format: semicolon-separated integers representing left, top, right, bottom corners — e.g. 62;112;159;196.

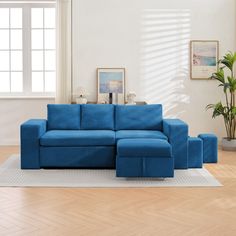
126;91;136;105
75;86;89;104
97;68;125;104
190;40;219;80
206;52;236;151
76;96;87;104
99;100;107;104
109;93;113;104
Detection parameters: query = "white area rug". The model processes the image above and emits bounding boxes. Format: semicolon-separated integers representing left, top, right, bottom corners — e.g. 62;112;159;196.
0;155;222;187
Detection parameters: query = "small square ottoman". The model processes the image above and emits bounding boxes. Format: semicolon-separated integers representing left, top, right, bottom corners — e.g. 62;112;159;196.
198;134;218;163
116;139;174;178
188;137;203;168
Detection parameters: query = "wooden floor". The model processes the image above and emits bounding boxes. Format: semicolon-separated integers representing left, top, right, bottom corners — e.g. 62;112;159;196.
0;146;235;236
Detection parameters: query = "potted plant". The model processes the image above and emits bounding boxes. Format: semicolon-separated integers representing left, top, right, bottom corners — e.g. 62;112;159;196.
206;52;236;151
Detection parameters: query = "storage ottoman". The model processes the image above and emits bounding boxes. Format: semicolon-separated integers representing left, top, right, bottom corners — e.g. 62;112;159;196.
188;137;203;168
116;139;174;177
198;134;218;163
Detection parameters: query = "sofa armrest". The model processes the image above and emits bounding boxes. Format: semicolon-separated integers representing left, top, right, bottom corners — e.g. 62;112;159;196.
163;119;188;169
20;119;47;169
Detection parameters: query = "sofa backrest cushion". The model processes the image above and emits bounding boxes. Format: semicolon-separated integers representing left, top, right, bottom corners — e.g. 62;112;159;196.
81;104;114;130
115;104;163;130
47;104;80;130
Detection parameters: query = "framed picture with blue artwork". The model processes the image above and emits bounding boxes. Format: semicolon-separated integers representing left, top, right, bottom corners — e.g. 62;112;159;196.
97;68;125;104
190;40;219;80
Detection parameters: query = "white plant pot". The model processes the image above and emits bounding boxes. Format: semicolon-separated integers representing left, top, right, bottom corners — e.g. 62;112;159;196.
222;138;236;151
76;97;87;104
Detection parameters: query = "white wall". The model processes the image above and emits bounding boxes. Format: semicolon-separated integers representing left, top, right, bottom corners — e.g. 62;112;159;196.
72;0;236;139
0;0;235;145
0;99;54;145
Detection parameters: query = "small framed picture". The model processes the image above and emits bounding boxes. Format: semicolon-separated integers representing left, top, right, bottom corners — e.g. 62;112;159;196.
97;68;125;104
190;40;219;80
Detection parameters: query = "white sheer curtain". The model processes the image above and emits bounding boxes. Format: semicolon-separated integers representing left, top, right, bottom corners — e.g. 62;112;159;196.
55;0;72;104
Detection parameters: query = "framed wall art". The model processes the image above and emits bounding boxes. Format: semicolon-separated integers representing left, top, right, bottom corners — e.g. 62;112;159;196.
190;40;219;80
97;68;125;104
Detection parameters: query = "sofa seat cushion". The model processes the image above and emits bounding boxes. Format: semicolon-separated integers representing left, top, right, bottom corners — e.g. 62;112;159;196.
116;130;168;141
40;130;116;147
117;139;172;157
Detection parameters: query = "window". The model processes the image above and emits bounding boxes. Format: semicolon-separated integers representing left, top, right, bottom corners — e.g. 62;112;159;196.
0;8;23;93
0;2;56;97
31;7;56;93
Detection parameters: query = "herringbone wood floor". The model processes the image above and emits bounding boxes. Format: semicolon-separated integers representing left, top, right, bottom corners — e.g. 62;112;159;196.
0;146;235;236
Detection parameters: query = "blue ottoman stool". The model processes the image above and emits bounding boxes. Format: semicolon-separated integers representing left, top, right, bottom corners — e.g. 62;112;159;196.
116;139;174;178
188;137;203;168
198;134;218;163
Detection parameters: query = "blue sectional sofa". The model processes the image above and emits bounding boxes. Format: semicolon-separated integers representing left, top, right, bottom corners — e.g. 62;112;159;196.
21;104;189;176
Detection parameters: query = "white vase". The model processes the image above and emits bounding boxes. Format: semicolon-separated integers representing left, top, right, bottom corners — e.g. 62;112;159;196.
126;92;136;105
222;138;236;151
76;97;87;104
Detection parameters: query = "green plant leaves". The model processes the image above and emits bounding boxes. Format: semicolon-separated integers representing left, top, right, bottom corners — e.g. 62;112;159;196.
232;107;236;116
220;51;236;72
207;51;236;139
211;68;225;83
227;76;236;92
206;102;227;118
218;83;230;93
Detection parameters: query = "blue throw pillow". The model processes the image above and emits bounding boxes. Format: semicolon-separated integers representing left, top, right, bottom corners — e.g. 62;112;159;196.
81;104;114;130
47;104;80;130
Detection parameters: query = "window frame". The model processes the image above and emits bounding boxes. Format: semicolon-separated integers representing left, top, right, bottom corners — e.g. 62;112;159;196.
0;2;56;98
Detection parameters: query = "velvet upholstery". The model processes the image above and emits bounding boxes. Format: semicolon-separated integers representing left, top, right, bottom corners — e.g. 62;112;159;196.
21;119;47;169
115;130;168;141
188;137;203;168
116;157;174;177
115;104;163;130
116;138;174;177
198;134;218;163
117;139;171;157
47;104;80;130
40;146;115;168
81;104;114;130
21;104;192;171
40;130;116;146
163;119;188;169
